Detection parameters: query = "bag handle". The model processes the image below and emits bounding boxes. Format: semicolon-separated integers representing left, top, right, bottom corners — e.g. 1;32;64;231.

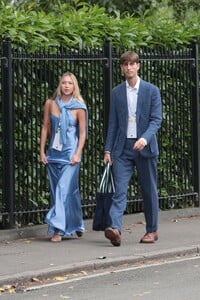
99;163;115;193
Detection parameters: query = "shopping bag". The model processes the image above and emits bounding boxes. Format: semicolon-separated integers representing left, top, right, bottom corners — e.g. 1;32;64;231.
92;163;115;231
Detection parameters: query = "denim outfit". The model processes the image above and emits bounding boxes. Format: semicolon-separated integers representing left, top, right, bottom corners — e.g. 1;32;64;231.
45;97;87;236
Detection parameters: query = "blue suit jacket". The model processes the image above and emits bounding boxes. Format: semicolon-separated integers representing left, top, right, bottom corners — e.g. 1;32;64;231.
104;79;162;158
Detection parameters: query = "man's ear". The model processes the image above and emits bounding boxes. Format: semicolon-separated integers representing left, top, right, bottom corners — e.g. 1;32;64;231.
120;65;124;76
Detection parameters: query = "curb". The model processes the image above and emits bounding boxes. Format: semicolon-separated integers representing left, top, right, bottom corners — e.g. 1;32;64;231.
1;245;199;287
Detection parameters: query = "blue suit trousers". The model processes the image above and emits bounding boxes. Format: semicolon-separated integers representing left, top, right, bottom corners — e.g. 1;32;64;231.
110;139;159;233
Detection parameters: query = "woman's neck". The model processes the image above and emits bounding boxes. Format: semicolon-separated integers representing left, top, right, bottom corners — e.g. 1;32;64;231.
61;94;73;103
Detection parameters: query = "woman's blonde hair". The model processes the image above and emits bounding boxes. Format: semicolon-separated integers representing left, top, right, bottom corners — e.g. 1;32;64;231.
52;72;84;103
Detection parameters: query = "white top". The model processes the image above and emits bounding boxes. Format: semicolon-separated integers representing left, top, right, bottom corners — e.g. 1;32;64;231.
126;77;140;138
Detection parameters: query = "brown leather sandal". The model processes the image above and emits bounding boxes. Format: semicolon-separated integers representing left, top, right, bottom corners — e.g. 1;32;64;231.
76;231;83;237
50;233;62;242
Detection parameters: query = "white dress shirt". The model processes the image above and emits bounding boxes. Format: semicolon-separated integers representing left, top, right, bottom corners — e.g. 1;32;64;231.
126;77;140;138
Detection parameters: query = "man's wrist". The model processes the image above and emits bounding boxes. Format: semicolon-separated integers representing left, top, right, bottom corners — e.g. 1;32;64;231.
140;138;147;145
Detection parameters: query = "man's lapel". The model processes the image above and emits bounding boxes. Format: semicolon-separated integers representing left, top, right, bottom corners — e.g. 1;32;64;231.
136;80;145;122
120;82;128;118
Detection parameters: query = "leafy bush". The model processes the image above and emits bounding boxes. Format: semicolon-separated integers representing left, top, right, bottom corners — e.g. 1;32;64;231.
0;1;199;52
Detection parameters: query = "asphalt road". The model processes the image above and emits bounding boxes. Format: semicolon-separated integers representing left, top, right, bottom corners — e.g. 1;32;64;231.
1;254;200;299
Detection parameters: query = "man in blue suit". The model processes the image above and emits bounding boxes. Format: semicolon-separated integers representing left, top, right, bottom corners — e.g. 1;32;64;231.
104;51;162;246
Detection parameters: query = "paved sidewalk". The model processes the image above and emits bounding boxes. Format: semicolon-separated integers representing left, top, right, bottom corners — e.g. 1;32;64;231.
0;208;200;286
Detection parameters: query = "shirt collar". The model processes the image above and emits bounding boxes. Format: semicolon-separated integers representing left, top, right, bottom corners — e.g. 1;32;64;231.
126;76;140;90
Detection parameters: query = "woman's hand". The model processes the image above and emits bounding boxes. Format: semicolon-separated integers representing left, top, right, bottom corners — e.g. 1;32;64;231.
70;154;81;165
40;152;48;165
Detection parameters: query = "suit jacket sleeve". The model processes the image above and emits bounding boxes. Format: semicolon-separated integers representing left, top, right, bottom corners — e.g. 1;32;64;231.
104;83;128;154
137;81;162;157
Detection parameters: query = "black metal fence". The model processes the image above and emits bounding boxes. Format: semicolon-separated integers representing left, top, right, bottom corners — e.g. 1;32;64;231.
0;38;199;229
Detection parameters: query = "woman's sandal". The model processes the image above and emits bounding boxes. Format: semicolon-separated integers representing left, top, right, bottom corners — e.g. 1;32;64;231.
76;231;83;237
50;233;62;242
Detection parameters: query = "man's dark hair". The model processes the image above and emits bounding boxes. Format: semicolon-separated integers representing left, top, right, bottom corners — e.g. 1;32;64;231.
120;51;139;65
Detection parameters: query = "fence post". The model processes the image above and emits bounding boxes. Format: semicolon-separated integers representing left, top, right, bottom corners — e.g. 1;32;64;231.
103;38;112;141
2;36;14;228
191;41;200;203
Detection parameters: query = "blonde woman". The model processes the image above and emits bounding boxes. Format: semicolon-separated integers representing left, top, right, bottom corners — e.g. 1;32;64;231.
40;72;87;242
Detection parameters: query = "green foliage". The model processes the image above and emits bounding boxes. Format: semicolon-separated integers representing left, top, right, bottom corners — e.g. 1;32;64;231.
142;6;200;47
0;0;199;52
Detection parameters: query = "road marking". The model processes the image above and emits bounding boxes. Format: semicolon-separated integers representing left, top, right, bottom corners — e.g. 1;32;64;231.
24;255;200;293
112;254;200;273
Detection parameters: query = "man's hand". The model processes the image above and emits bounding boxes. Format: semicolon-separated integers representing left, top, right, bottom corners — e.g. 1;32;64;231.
103;152;112;165
133;138;147;151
